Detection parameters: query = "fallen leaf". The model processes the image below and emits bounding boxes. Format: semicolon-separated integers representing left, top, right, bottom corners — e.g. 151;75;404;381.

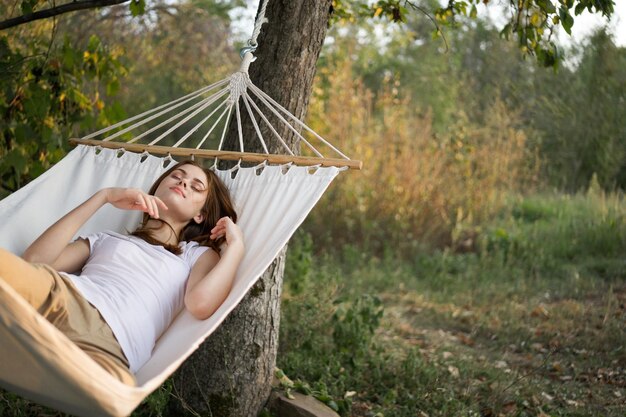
502;400;517;414
457;333;475;346
551;362;563;373
531;305;550;318
448;365;460;378
531;343;546;352
495;360;509;369
565;399;580;407
541;392;554;402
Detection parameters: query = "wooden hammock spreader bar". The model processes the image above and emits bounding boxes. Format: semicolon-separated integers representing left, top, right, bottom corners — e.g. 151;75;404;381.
70;138;363;170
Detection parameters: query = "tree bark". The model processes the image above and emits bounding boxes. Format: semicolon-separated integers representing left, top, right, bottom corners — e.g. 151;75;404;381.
169;1;332;416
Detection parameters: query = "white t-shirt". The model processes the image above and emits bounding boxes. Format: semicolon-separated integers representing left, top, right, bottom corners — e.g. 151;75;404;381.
62;231;209;372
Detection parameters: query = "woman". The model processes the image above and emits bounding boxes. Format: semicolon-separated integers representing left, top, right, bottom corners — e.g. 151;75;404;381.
0;160;244;386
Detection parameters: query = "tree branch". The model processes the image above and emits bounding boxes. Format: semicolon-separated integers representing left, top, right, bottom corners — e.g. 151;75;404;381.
0;0;130;31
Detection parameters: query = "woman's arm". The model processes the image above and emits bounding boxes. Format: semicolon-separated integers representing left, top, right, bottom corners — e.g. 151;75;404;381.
184;217;244;320
22;187;167;272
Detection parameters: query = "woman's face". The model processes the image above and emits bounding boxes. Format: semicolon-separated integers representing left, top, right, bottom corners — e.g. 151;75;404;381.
154;164;209;224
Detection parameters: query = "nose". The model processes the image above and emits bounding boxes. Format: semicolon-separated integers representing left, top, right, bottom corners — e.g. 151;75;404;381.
178;178;187;188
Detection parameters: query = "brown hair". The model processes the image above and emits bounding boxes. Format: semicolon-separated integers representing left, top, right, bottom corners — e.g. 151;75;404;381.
131;160;237;255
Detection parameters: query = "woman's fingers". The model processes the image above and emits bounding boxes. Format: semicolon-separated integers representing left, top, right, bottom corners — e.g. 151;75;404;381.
128;191;166;218
154;196;168;211
210;225;225;239
136;193;149;212
210;220;229;240
210;217;230;233
147;196;158;218
107;188;168;218
210;217;243;246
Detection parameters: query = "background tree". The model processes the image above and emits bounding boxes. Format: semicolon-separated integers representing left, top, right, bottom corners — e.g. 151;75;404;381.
528;29;626;190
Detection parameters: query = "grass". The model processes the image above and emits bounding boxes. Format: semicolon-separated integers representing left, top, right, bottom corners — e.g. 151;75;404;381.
276;191;626;417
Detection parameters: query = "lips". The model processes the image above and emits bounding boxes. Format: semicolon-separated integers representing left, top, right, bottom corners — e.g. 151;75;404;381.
171;186;186;198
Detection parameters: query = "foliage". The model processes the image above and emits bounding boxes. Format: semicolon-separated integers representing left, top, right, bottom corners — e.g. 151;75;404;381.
279;190;626;416
527;29;626;191
0;0;241;197
331;0;615;68
322;16;625;193
52;0;240;111
482;185;626;273
1;0;616;68
306;53;537;254
0;28;128;198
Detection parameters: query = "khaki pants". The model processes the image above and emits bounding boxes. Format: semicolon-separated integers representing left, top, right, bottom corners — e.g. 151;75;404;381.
0;249;136;386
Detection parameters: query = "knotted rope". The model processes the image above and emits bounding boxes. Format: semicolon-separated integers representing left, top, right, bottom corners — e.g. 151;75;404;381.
249;0;270;47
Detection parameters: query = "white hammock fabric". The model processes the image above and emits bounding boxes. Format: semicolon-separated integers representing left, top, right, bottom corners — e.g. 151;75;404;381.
0;144;340;416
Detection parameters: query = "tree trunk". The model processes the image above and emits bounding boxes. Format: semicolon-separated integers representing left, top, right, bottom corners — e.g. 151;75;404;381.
169;1;332;416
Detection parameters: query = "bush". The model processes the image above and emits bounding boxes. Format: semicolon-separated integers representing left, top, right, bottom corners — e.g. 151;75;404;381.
304;57;538;255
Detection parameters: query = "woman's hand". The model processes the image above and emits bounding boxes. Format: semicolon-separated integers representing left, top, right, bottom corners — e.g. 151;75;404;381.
210;217;244;249
186;217;245;320
105;187;168;219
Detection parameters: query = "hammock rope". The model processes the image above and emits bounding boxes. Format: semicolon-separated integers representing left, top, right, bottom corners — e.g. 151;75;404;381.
70;4;361;170
249;0;269;47
82;79;230;142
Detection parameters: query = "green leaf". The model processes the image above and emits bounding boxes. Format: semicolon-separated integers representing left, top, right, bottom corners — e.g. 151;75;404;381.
106;78;120;96
87;35;101;53
327;400;339;411
530;12;542;27
559;7;574;35
129;0;146;17
2;148;28;176
499;23;512;40
536;45;557;68
295;381;312;395
20;0;38;15
470;4;477;19
62;43;78;71
316;393;332;403
23;87;50;120
537;0;556;14
40;124;52;143
453;1;468;15
67;88;91;110
29;160;47;179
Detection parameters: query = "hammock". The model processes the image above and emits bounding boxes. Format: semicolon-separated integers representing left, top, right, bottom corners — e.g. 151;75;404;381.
0;2;360;416
0;145;341;417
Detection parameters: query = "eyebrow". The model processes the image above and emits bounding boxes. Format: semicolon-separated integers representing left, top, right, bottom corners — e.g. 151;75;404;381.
175;168;206;188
